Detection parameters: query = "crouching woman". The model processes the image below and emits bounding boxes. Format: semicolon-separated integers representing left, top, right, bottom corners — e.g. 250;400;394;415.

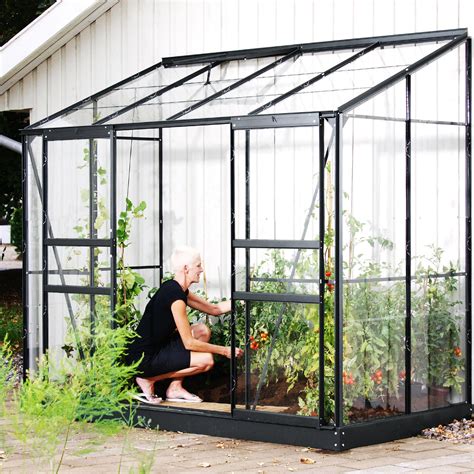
126;246;243;405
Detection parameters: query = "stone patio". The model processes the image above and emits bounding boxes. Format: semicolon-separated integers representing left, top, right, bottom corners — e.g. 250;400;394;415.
1;422;473;473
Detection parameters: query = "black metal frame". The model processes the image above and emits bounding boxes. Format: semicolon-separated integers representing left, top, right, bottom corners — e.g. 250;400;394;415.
21;29;472;451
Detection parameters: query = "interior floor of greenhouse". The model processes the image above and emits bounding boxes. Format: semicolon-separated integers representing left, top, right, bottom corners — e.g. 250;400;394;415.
158;401;287;413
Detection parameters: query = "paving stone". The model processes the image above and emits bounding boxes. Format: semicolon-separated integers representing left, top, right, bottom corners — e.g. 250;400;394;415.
396;452;474;470
348;466;414;473
395;447;462;460
337;455;413;470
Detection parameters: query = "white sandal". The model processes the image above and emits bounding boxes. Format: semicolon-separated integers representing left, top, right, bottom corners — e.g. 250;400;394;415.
132;393;162;405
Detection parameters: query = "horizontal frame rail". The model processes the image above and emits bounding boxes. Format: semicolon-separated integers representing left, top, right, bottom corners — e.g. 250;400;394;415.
233;291;320;304
163;29;466;67
28;264;162;275
231;113;319;130
233;239;320;249
45;285;111;295
45;238;113;247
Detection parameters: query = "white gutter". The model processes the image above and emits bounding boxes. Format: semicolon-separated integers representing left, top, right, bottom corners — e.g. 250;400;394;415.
0;0;118;95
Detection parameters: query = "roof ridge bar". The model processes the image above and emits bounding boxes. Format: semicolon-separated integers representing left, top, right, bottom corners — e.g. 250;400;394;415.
27;62;163;129
95;61;223;125
163;29;466;67
249;42;379;115
166;48;301;121
339;33;467;113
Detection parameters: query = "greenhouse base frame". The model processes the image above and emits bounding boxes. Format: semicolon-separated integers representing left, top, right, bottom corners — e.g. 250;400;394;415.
22;28;473;451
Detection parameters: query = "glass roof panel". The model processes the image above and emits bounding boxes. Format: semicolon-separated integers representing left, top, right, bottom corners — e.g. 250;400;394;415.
268;40;449;114
36;37;457;128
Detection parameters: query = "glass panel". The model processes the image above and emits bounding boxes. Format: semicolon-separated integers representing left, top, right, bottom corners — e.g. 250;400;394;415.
234;301;320;417
342;83;406;424
36;64;206;128
411;121;466;410
270;41;449;114
234;126;320;241
184;50;361;119
47;293;112;363
235;248;318;295
26;136;43;373
47;138;111;239
47;245;111;288
412;44;465;124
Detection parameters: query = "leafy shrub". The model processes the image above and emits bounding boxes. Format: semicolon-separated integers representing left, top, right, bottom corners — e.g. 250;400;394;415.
9;205;22;254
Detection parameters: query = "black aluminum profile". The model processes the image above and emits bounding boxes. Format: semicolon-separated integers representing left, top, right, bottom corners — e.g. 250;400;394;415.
231;113;319;130
89;135;98;343
465;37;472;404
249;42;379;116
244;130;251;409
46;285;111;295
162;29;466;67
405;74;412;415
318;116;326;425
232;408;319;428
110;129;118;322
167;49;301;121
96;62;223;125
334;112;343;427
22;136;29;379
41;138;49;353
230;126;237;411
159;128;164;284
44;238;113;247
233;291;321;304
22;111;337;137
27;62;164;129
42;125;112;141
339;33;467;113
233;239;320;249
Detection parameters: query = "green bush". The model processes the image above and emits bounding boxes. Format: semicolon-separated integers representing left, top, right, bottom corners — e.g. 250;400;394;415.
9;205;22;255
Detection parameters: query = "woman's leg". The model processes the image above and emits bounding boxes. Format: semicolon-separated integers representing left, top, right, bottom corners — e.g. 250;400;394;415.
136;323;213;398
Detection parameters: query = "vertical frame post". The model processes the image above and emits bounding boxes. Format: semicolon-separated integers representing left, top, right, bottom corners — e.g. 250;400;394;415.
318;117;326;424
244;129;251;408
230;126;237;411
110;128;117;323
41;135;49;354
405;74;412;414
465;38;472;404
89;137;98;335
334;112;343;427
22;136;29;378
159;128;164;284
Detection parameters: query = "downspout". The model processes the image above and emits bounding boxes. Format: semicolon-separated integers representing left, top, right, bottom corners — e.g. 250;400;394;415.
0;134;22;154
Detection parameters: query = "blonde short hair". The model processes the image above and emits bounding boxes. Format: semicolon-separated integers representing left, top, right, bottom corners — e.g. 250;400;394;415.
170;246;201;273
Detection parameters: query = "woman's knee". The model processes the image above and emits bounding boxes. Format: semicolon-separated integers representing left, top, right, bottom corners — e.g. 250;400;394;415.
191;352;214;371
191;323;211;342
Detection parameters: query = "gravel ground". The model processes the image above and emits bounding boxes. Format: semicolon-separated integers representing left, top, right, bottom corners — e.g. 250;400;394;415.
421;417;474;444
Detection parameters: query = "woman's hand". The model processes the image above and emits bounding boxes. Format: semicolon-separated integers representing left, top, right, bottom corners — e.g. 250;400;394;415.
222;346;244;359
216;300;231;314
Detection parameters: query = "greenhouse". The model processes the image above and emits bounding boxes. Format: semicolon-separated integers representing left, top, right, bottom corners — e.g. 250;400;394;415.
21;28;471;450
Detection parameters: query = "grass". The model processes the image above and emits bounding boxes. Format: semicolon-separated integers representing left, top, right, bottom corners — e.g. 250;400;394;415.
0;303;22;348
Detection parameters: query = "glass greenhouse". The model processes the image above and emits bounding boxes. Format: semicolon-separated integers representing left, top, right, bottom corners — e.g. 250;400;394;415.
22;28;472;450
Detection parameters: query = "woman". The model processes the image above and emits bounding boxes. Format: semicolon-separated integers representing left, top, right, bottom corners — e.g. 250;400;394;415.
127;246;244;405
